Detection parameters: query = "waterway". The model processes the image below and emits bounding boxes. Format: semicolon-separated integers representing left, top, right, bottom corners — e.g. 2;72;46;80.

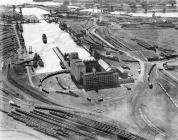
3;1;178;74
17;7;93;74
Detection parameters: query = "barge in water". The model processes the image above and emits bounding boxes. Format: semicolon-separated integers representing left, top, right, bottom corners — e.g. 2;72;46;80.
42;34;47;44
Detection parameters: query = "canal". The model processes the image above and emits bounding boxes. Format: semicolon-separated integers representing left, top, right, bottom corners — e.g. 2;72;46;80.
17;7;93;74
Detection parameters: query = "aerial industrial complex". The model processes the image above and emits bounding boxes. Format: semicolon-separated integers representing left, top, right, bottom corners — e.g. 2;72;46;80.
0;0;178;140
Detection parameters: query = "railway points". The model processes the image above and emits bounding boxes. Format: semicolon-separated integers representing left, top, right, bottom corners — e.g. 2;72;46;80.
1;1;178;140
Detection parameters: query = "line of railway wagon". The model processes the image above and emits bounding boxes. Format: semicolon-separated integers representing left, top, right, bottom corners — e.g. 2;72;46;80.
0;24;18;61
7;105;146;140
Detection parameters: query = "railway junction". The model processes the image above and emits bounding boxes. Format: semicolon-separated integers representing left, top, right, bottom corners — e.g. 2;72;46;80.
0;1;178;140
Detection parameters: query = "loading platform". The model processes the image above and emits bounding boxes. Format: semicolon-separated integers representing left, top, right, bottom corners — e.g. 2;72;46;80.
53;47;70;70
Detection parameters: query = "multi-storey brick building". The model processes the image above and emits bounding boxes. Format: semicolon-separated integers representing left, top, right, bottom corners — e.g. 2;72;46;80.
70;52;134;91
83;70;119;90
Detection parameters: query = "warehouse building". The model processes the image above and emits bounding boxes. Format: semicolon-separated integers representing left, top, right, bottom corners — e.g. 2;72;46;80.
83;69;119;90
70;52;134;91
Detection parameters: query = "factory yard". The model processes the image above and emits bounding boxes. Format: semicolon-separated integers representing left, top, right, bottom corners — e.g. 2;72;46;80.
1;1;178;140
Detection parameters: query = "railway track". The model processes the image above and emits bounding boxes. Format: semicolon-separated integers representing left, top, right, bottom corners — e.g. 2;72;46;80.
102;30;151;62
9;108;97;140
34;106;146;140
105;36;149;61
0;39;17;46
7;64;59;106
101;30;133;52
0;88;31;106
106;36;133;51
0;23;18;62
132;38;154;51
56;77;67;90
40;70;69;83
158;82;178;108
7;105;146;140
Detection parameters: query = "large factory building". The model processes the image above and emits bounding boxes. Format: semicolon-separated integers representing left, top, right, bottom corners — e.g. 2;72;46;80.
83;70;119;90
70;52;133;91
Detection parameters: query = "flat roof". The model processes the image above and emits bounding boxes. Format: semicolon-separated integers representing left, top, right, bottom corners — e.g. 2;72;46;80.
72;59;85;66
98;59;111;71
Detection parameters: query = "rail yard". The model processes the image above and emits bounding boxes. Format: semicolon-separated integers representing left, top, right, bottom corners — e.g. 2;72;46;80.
0;1;178;140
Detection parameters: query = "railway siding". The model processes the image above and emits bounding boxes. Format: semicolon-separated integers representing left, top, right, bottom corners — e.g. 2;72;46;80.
7;105;146;140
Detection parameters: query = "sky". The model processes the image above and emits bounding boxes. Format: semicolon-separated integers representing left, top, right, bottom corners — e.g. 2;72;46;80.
0;0;33;5
1;0;178;6
0;0;62;6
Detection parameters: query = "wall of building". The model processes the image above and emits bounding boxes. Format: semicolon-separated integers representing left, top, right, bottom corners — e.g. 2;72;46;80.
83;60;102;73
69;52;134;91
70;59;86;81
83;71;119;90
118;78;134;84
